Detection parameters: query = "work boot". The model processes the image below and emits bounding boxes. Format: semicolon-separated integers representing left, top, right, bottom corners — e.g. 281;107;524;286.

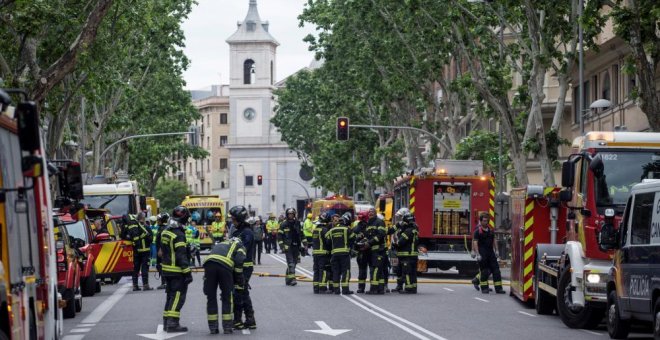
132;285;141;291
156;284;167;290
222;322;233;334
342;288;354;295
244;313;257;330
233;320;245;330
472;277;480;291
334;288;341;295
356;288;365;294
165;318;188;333
313;288;320;294
142;284;154;291
495;288;506;294
481;287;490;294
319;287;327;294
209;320;219;334
291;280;297;286
224;329;233;334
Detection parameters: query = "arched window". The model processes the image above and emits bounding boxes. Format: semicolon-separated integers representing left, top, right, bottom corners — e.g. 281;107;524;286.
270;60;274;85
602;71;611;100
244;59;255;84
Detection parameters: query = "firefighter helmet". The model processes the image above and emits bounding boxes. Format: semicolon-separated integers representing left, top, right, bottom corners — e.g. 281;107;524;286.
149;215;157;223
172;206;191;224
319;212;331;223
341;212;353;225
285;208;296;218
159;213;170;224
229;205;249;223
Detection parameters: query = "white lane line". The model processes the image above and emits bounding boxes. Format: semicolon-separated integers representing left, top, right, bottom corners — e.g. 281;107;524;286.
62;336;85;340
474;297;489;303
82;283;131;324
517;311;536;317
77;324;96;327
580;329;604;336
269;254;314;278
242;329;251;335
70;328;91;333
350;295;446;340
443;288;454;292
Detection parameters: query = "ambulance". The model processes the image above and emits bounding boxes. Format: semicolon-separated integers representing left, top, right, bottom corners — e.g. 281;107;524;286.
181;195;224;250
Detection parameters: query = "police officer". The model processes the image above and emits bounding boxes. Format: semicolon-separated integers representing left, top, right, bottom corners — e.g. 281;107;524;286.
364;208;387;294
471;213;505;294
209;213;226;243
204;237;247;334
265;214;279;254
278;208;306;286
394;209;419;294
312;212;333;294
160;206;193;333
122;213;153;291
303;213;314;255
229;205;257;330
155;213;170;290
327;212;355;295
353;211;370;293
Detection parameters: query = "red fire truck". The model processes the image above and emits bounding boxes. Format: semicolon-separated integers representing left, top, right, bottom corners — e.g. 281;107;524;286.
0;89;63;339
392;160;493;275
510;131;660;329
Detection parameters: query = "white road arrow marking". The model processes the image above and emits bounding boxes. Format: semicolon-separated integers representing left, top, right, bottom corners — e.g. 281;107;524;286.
137;324;186;340
304;321;351;337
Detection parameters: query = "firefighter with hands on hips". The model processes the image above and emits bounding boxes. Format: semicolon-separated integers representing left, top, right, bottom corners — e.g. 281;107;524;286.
155;213;170;290
352;211;370;293
209;213;226;243
393;208;419;294
160;206;193;333
229;205;257;330
203;236;247;334
364;208;387;294
278;208;307;286
327;212;356;295
312;212;333;294
122;213;154;291
471;212;505;294
265;213;279;254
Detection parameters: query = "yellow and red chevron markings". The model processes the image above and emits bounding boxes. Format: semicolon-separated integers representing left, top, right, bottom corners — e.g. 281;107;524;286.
409;177;416;214
94;242;127;274
489;177;495;229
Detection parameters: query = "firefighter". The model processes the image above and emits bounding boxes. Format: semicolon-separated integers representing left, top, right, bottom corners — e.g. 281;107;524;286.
150;216;159;266
364;208;387;294
393;209;419;294
160;206;193;333
326;212;355;295
312;212;333;294
278;208;306;286
265;214;279;254
155;213;170;290
209;213;226;243
471;213;505;294
352;211;370;293
303;213;314;255
122;213;154;291
203;237;247;334
229;205;257;330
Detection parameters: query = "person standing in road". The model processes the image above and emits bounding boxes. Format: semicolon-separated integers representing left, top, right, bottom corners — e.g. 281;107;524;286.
365;208;387;294
393;208;419;294
203;237;247;334
471;213;505;294
278;208;306;286
303;213;314;255
209;213;226;243
265;214;279;254
155;213;170;290
149;216;159;266
353;211;370;293
122;213;154;291
312;212;333;294
252;217;265;265
229;205;257;330
160;206;193;333
327;212;355;295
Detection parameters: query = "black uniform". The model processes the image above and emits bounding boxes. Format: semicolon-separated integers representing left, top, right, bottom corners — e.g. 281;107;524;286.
312;223;332;293
278;218;305;286
123;219;153;289
353;221;370;293
160;222;192;330
365;217;387;294
395;222;419;293
326;223;355;294
231;224;256;329
474;226;504;293
155;222;168;289
204;239;247;333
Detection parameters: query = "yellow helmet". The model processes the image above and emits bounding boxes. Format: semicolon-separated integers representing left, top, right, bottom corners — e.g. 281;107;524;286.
307;213;312;218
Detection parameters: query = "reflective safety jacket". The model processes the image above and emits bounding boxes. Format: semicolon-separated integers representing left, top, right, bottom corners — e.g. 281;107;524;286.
312;223;331;255
231;224;255;268
278;219;305;250
151;224;159;244
155;223;168;254
364;217;386;252
204;239;246;273
210;221;226;238
303;218;314;238
395;223;419;257
266;219;279;234
326;224;355;255
123;220;152;253
160;223;191;276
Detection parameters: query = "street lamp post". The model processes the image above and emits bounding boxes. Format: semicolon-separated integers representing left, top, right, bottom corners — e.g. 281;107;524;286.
578;0;585;135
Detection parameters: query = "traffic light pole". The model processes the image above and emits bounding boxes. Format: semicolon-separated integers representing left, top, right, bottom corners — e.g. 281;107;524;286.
350;124;443;144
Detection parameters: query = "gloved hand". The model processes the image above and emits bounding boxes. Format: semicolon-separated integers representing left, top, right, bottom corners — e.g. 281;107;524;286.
476;254;482;262
283;245;289;252
470;251;476;259
234;273;245;288
300;247;306;256
184;272;193;285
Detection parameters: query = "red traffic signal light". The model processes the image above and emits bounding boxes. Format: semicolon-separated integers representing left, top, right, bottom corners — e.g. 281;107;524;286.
257;175;263;185
336;117;349;141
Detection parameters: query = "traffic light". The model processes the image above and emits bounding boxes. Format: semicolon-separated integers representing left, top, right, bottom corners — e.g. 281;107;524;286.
257;175;263;185
336;117;349;141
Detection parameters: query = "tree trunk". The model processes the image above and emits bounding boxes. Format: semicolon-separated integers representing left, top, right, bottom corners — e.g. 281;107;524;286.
626;12;660;130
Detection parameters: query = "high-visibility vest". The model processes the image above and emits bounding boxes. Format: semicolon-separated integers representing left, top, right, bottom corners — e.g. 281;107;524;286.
185;227;194;245
303;218;314;238
266;220;279;233
210;221;225;237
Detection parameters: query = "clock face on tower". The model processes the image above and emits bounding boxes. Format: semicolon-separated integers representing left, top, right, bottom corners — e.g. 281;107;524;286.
243;108;256;121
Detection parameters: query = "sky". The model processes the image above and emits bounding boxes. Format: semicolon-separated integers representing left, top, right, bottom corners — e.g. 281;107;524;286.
181;0;316;90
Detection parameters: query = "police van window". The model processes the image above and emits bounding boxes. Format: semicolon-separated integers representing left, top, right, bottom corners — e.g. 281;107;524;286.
620;195;632;246
631;192;654;245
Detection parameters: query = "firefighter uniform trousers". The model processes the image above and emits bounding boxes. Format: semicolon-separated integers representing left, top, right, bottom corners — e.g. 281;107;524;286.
233;264;254;323
398;256;418;292
479;253;503;291
356;251;369;292
313;255;330;292
331;254;351;293
285;247;300;285
133;251;151;287
369;250;385;293
164;276;187;320
204;262;234;331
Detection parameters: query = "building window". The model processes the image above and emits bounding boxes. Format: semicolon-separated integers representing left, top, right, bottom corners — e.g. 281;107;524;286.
220;113;227;124
221;181;225;189
612;65;619;105
245;175;254;187
270;60;274;85
207;159;210;171
207;114;210;127
573;81;590;124
194;184;198;193
189;162;192;175
220;136;227;147
602;71;611;102
627;74;636;100
220;158;227;169
244;59;255;85
207;182;210;194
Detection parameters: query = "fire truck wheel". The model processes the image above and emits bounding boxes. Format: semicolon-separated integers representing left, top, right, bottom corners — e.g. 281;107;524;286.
62;290;76;319
75;295;82;313
557;264;605;329
607;290;630;339
81;268;97;297
535;278;555;315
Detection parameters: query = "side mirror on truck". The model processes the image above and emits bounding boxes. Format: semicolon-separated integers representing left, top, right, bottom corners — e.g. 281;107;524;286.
597;212;619;251
561;161;575;188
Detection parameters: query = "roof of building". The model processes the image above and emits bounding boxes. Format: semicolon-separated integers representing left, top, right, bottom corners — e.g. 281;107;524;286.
226;0;279;46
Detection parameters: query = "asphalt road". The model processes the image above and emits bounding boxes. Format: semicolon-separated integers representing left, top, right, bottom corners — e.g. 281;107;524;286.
62;252;654;340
